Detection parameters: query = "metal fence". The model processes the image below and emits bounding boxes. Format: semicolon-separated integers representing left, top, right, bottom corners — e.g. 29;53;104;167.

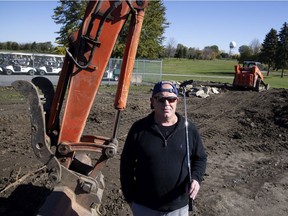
105;58;162;84
0;52;163;84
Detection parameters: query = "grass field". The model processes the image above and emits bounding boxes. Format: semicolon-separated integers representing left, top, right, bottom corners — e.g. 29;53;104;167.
161;59;288;89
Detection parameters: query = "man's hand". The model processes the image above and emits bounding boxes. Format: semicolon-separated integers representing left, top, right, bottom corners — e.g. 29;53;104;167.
189;179;200;200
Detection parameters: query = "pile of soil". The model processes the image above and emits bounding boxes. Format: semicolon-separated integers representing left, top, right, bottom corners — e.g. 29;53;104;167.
0;83;287;216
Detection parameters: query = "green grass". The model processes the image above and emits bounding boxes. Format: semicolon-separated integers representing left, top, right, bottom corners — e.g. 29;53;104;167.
163;58;237;75
0;86;23;102
263;75;288;89
161;58;288;89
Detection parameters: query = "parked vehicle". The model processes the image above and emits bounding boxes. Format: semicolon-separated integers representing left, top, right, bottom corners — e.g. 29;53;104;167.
103;68;114;79
0;52;64;76
112;63;121;81
233;61;269;92
36;61;63;75
34;54;64;75
5;64;36;75
37;66;62;75
103;59;121;81
0;57;4;74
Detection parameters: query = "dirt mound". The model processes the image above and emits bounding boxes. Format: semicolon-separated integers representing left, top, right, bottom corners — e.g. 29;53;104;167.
0;85;287;216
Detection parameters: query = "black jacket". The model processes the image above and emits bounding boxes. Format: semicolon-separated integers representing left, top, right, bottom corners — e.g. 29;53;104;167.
120;112;207;211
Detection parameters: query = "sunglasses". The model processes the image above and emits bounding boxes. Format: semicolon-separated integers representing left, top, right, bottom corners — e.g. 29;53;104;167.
154;96;178;103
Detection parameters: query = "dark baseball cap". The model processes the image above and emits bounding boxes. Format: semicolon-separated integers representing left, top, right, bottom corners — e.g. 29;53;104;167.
152;81;179;96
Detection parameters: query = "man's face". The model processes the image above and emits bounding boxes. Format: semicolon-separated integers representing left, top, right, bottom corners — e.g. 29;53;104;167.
151;83;179;120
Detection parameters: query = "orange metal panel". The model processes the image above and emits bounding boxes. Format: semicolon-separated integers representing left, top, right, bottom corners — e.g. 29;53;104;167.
115;10;145;110
59;1;131;143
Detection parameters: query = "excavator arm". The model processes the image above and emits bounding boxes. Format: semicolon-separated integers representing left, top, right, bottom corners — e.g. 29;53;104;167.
12;0;147;215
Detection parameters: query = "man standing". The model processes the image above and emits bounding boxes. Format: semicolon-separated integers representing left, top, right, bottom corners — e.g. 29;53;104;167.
120;81;207;216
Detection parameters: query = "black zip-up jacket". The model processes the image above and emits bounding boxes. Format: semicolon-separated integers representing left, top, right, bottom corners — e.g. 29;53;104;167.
120;112;207;211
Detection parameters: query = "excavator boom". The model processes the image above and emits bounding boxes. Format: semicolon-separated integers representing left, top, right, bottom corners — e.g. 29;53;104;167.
12;0;148;215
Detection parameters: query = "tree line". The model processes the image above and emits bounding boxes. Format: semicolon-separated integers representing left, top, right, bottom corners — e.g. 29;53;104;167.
0;41;56;54
234;22;288;78
260;22;288;77
164;39;233;60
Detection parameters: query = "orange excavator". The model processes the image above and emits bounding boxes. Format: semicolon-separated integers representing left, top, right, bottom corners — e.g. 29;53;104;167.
233;61;269;92
12;0;148;215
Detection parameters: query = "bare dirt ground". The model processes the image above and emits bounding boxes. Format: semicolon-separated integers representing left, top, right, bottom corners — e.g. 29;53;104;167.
0;82;288;216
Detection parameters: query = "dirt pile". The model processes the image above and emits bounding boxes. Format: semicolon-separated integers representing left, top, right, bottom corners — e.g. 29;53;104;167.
0;84;287;216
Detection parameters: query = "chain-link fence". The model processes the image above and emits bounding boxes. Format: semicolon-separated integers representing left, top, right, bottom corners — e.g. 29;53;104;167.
0;52;163;84
105;58;162;84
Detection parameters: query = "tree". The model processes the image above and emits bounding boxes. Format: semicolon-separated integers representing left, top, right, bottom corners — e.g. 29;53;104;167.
53;46;67;55
203;45;220;60
174;44;187;59
6;41;12;50
31;42;38;52
52;0;168;59
115;0;168;59
11;42;19;51
238;45;253;63
203;47;213;60
220;52;229;59
276;22;288;78
37;42;54;52
52;0;88;46
22;43;32;51
249;38;262;55
187;47;196;59
165;37;177;58
259;28;278;76
0;41;54;53
210;45;220;54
